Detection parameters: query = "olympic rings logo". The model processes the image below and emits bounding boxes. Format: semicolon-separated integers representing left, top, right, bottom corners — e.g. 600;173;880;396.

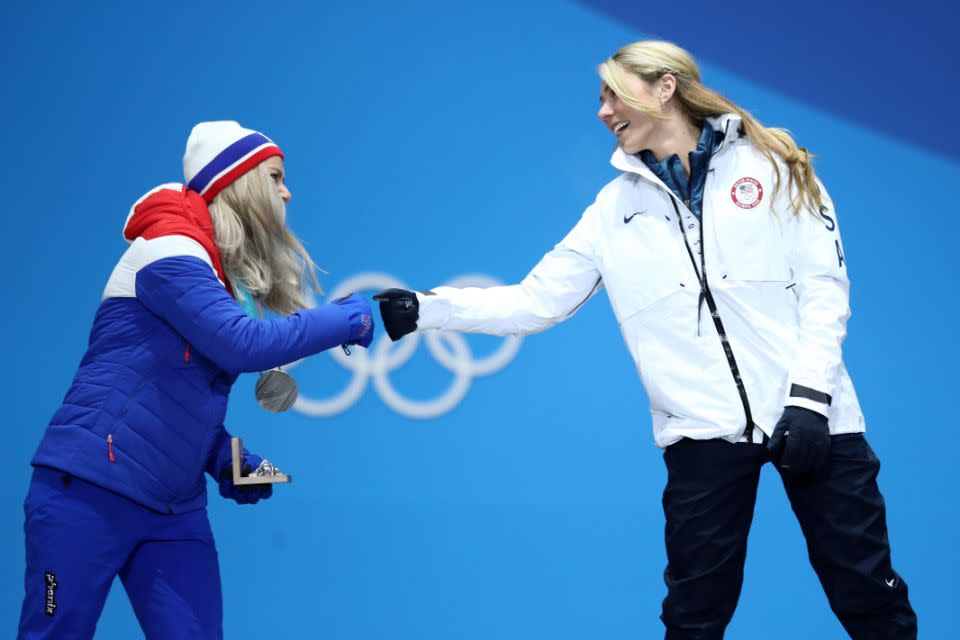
287;273;523;419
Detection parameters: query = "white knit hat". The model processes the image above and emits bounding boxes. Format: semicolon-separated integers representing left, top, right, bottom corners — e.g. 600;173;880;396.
183;121;283;202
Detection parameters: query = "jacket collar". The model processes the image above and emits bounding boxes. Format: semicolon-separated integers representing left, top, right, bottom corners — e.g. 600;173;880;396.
610;112;743;182
123;183;234;296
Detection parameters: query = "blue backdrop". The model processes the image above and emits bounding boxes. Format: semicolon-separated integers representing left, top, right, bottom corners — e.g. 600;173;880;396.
2;1;955;637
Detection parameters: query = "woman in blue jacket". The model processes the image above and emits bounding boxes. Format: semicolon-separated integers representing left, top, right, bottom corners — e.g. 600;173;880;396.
18;121;374;639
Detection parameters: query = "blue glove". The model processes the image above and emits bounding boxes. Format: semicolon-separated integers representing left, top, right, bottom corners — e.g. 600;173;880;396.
768;406;831;473
204;426;273;504
217;451;273;505
334;294;375;348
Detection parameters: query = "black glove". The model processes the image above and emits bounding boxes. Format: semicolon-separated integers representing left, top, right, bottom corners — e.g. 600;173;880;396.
373;288;420;341
767;406;831;473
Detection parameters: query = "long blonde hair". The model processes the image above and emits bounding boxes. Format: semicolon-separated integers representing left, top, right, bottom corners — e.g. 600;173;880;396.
599;40;824;215
208;162;320;315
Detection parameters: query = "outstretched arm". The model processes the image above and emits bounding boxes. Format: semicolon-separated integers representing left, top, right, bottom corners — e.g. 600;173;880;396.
377;204;603;339
134;248;373;373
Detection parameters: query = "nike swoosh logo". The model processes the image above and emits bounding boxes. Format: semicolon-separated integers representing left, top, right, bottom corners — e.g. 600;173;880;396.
885;578;896;588
624;210;646;224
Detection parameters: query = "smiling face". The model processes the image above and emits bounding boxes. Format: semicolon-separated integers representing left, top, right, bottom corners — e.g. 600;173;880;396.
596;72;667;155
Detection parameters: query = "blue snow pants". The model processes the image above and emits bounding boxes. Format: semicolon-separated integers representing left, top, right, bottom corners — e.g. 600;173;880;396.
18;466;222;639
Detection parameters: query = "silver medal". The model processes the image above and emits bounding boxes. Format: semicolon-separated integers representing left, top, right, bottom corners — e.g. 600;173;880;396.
255;369;298;413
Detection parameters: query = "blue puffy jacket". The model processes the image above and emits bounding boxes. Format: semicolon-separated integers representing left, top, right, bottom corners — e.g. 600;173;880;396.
31;184;369;514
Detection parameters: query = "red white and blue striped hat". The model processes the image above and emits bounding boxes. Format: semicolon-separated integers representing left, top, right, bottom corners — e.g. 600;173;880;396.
183;121;283;203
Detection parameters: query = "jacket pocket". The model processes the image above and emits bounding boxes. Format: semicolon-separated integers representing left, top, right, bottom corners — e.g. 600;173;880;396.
604;238;691;323
613;277;686;324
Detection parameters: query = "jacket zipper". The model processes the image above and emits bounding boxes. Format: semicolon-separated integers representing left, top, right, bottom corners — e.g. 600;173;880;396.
670;197;755;442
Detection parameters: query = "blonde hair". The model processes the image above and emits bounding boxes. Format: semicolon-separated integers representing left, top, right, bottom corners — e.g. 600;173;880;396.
599;40;824;215
208;162;320;315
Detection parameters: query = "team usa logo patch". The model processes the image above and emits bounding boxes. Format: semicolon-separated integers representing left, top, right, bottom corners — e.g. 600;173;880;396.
731;177;764;209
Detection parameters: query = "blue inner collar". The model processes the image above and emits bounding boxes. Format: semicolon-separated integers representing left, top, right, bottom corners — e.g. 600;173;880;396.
639;121;720;219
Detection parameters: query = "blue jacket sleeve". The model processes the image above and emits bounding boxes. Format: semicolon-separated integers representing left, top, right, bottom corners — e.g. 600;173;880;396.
204;423;260;479
205;422;234;478
135;256;353;373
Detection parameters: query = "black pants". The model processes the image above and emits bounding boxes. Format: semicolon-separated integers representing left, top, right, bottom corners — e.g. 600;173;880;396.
660;433;917;639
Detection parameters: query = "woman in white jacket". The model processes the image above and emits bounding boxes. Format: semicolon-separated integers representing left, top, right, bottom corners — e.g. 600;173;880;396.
375;41;916;639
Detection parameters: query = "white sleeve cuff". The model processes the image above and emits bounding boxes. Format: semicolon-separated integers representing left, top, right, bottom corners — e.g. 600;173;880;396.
415;290;451;331
784;396;830;418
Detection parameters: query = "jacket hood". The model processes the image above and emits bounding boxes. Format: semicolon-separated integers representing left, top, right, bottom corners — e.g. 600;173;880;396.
123;183;232;295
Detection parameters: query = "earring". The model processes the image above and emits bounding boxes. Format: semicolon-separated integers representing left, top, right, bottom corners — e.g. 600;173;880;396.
660;98;668;112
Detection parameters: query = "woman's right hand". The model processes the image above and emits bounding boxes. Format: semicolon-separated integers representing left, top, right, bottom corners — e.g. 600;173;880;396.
333;294;375;348
373;289;420;341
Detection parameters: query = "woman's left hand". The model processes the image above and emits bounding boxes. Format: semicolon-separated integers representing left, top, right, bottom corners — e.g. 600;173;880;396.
218;453;274;504
768;406;831;473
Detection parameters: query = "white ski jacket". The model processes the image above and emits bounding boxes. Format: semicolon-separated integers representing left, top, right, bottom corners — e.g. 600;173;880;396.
415;114;865;447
